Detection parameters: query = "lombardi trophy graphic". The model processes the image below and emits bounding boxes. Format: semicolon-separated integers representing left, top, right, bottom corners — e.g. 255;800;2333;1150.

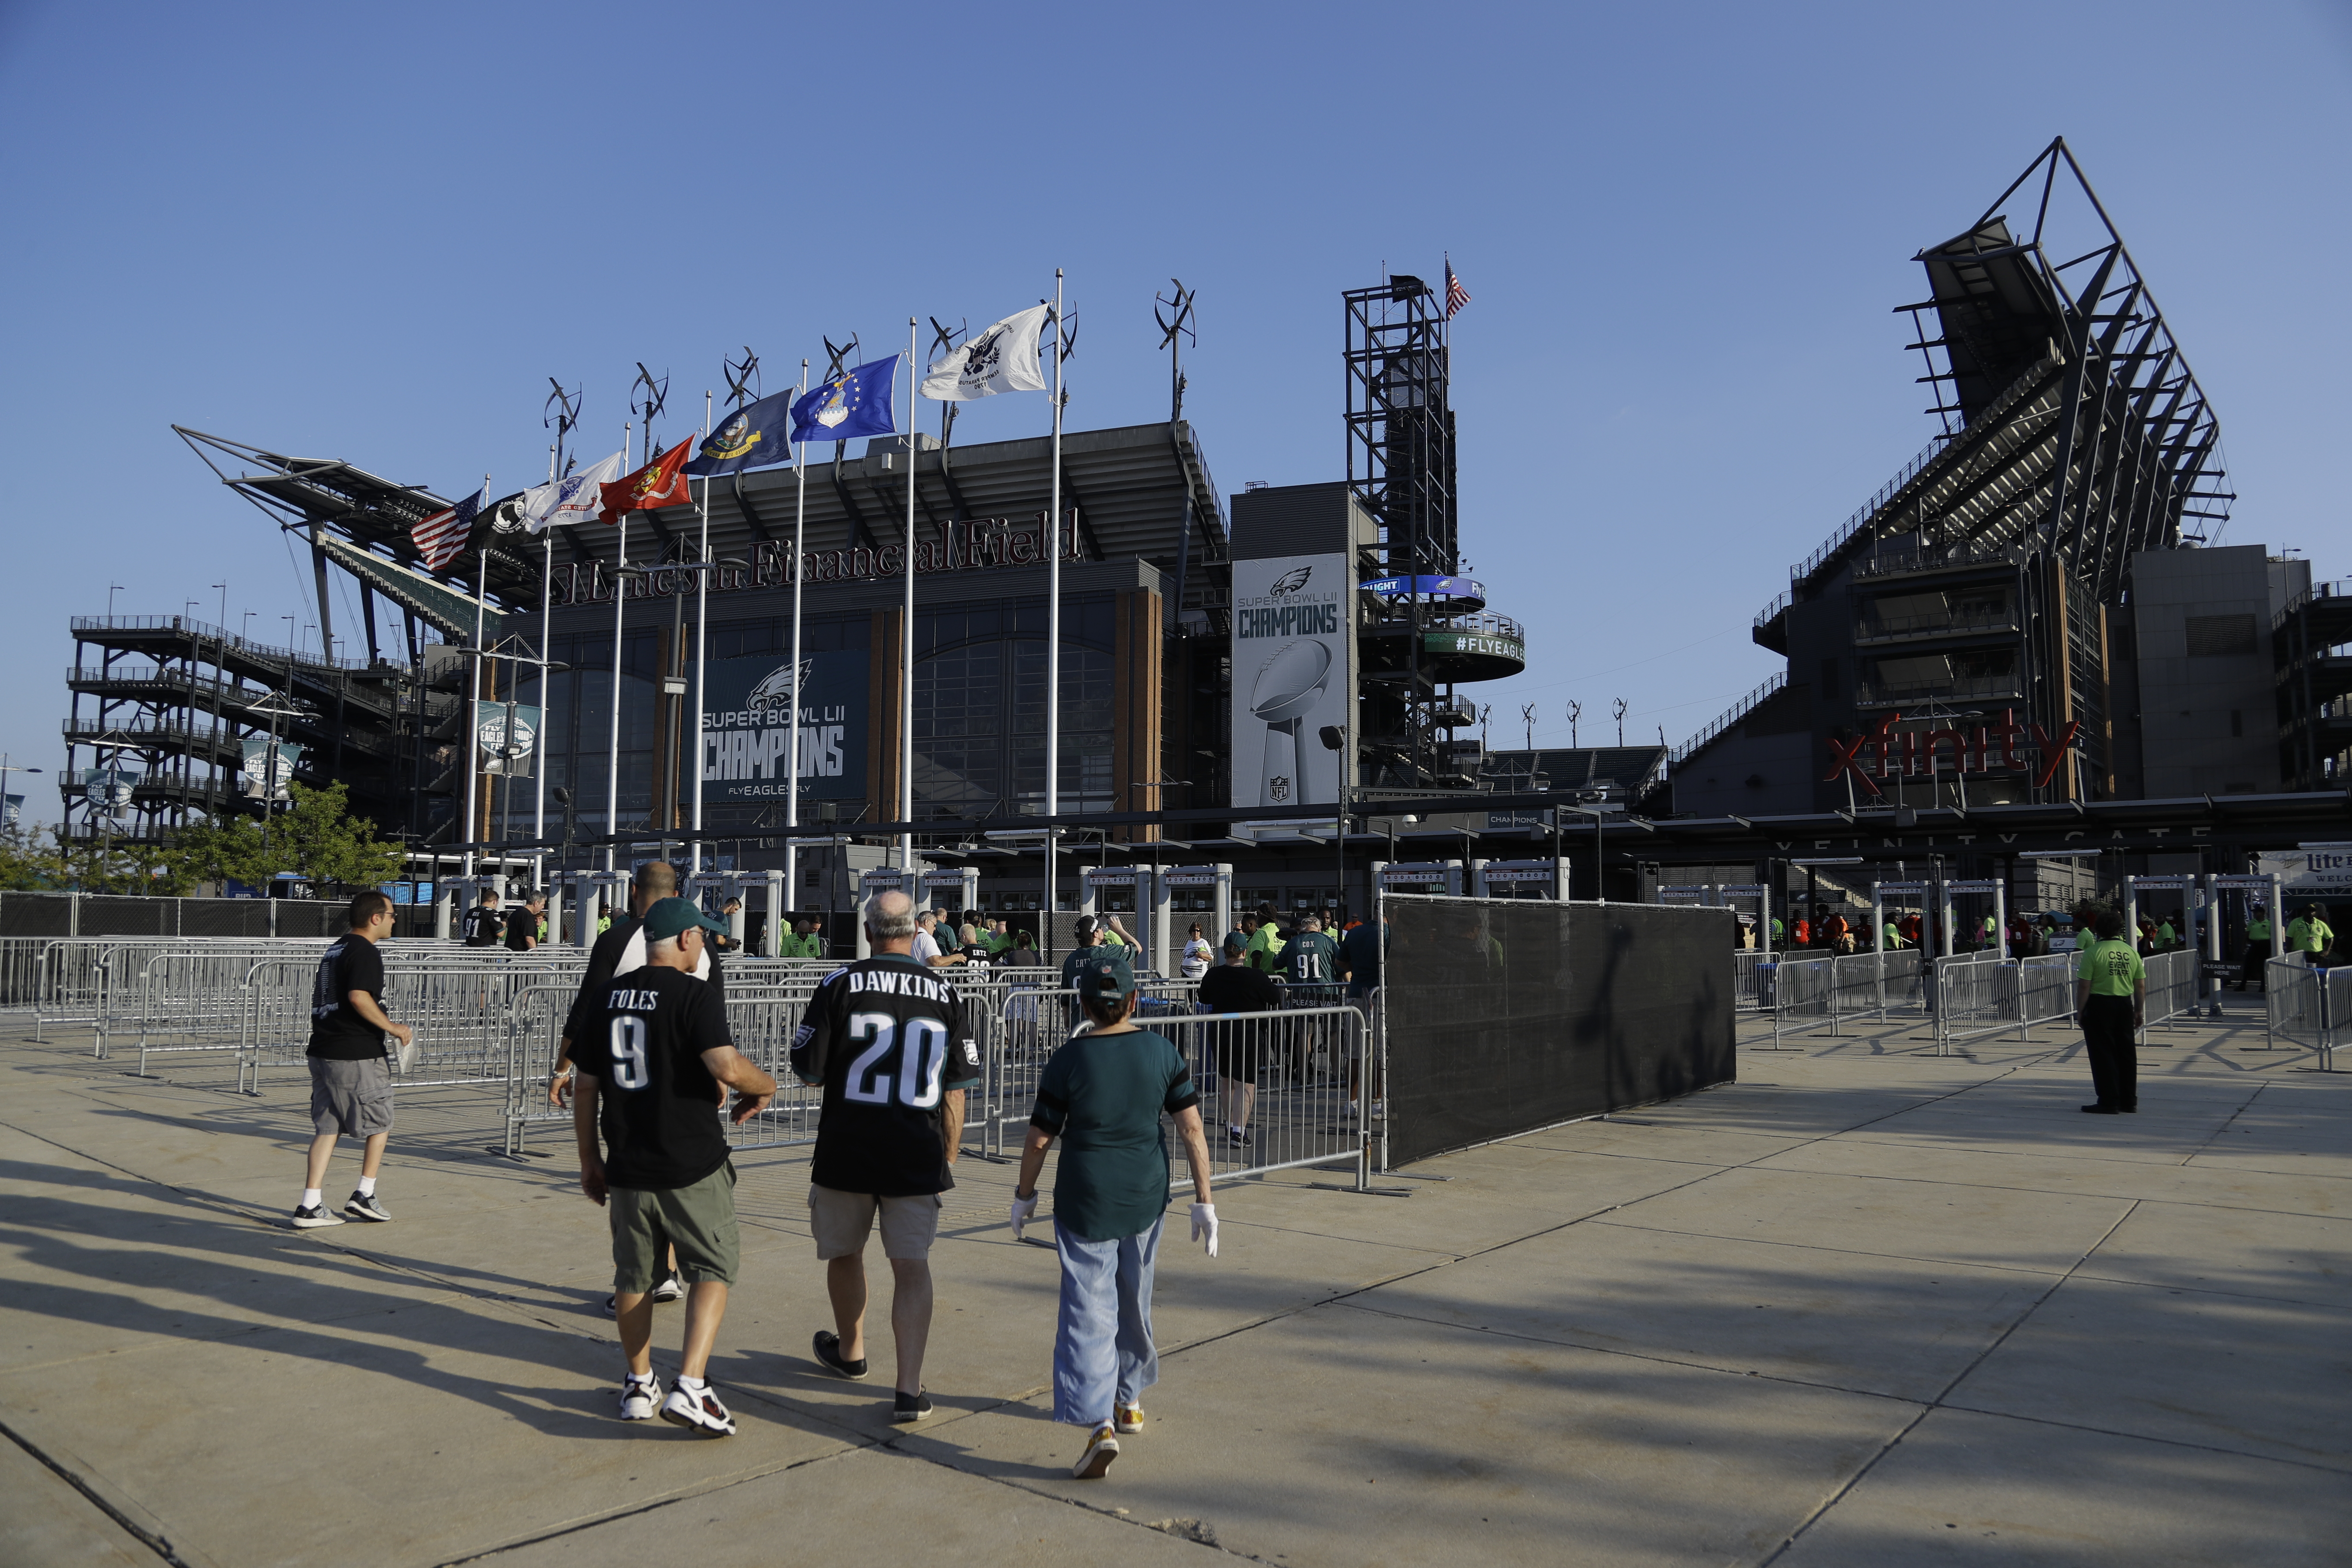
1249;640;1333;806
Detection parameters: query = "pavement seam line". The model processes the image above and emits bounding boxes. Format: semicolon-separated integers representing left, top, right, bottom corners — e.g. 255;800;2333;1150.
2176;1078;2276;1167
1756;1196;2144;1566
0;1412;199;1568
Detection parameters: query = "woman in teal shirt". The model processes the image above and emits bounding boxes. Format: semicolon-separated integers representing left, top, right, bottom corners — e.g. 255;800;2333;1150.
1010;953;1219;1479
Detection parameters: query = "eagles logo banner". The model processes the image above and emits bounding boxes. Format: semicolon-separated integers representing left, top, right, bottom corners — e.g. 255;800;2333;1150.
789;355;900;446
686;390;795;477
919;305;1050;401
597;438;697;523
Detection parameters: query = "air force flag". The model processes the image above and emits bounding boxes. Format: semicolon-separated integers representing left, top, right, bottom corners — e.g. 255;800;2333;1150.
789;355;900;446
920;305;1050;401
687;390;795;476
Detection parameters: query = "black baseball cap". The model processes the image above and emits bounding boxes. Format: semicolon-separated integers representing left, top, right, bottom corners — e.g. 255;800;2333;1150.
1075;952;1135;1002
641;897;729;943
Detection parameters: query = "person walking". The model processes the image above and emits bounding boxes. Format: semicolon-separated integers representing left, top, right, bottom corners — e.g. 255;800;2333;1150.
1198;932;1281;1145
293;891;412;1228
1243;904;1287;974
462;887;504;947
1011;952;1218;1479
1179;922;1215;981
2239;905;2273;990
572;897;777;1434
1008;929;1039;967
505;890;545;952
2073;908;2145;1115
790;891;983;1423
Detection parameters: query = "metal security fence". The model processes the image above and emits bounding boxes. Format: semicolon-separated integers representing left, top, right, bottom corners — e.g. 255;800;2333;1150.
2265;956;2323;1056
2328;969;2351;1073
1734;951;1770;1011
2139;949;2200;1038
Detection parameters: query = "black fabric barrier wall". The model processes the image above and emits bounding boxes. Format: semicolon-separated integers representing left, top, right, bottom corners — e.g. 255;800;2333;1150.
1382;895;1736;1167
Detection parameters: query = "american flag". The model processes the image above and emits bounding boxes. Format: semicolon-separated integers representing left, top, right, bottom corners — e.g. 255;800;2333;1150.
1444;255;1470;319
411;483;484;572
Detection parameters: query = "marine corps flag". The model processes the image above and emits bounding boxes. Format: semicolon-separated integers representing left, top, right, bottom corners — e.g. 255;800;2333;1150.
598;438;696;522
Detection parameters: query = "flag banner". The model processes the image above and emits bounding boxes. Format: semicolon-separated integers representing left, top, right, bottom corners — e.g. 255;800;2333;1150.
686;391;795;476
478;703;540;777
789;355;900;444
413;483;487;571
239;739;300;802
83;766;141;817
521;451;625;533
1445;255;1470;318
3;793;21;827
598;439;696;522
921;305;1050;401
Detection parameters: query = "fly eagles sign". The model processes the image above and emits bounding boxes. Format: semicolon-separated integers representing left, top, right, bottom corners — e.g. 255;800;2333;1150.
1824;709;2080;795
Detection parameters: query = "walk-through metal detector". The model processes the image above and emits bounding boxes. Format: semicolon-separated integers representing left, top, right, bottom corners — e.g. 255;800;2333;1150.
1943;879;2006;958
854;867;916;959
1159;865;1233;964
436;876;505;943
1374;861;1464;896
553;870;628;949
2211;871;2288;1030
2122;875;2196;954
1474;858;1571;901
1871;881;1929;955
1080;866;1155;971
686;870;788;955
922;867;981;922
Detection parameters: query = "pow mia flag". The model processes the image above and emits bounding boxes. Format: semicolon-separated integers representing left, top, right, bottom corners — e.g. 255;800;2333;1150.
919;304;1050;401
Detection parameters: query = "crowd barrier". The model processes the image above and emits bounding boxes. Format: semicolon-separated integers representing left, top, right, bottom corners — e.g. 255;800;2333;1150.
1763;949;1926;1047
2264;955;2324;1059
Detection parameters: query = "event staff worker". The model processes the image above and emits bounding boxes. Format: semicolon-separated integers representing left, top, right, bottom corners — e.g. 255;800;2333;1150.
504;891;545;952
788;918;824;959
1243;904;1286;973
792;891;983;1424
2073;908;2145;1115
462;888;504;946
572;897;775;1436
2287;904;2335;960
2239;906;2274;990
1199;932;1282;1145
294;891;413;1228
1011;952;1218;1480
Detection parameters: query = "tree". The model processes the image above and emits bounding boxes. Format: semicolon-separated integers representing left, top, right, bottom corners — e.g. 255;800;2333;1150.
175;783;404;892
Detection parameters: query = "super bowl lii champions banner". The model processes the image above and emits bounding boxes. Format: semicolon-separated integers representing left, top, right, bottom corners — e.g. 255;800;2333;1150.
701;649;868;804
1229;553;1354;810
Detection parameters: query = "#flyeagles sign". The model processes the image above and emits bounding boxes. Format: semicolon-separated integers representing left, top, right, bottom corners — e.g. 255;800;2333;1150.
1229;554;1353;811
700;649;868;805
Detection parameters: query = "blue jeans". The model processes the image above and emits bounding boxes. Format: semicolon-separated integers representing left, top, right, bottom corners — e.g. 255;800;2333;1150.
1052;1215;1162;1427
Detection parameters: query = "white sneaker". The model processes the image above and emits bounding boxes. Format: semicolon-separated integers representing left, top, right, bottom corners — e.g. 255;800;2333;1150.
291;1204;345;1229
651;1273;685;1303
619;1375;662;1421
660;1381;736;1436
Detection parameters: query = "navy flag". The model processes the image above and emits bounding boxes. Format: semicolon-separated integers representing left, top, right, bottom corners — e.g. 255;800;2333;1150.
789;355;899;446
686;389;795;476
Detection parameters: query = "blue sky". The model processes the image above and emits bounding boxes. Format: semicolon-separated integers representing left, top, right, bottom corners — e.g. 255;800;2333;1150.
2;1;2346;821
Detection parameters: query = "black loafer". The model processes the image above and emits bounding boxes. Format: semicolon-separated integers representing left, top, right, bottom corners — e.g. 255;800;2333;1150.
813;1329;870;1381
2080;1104;2119;1115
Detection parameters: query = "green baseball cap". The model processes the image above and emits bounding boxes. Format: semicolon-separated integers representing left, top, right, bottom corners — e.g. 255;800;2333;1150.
1075;952;1136;1002
641;897;729;943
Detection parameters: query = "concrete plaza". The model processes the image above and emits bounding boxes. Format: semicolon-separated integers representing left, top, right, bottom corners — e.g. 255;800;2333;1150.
1;997;2345;1566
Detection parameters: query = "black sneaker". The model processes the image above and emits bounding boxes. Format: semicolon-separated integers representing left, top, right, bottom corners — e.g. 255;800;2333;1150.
291;1204;345;1229
2080;1104;2119;1115
892;1387;933;1424
813;1329;869;1381
1226;1126;1250;1146
343;1190;392;1222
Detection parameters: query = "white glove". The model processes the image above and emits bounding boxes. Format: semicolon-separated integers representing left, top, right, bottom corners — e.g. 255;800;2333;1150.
1188;1202;1219;1259
1010;1191;1039;1240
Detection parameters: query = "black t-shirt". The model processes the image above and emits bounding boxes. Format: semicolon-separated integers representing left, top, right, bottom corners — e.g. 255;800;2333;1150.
1197;962;1282;1015
1341;922;1382;988
573;965;732;1190
503;907;537;951
959;941;991;966
790;956;983;1196
560;915;729;1049
462;904;504;946
307;934;388;1060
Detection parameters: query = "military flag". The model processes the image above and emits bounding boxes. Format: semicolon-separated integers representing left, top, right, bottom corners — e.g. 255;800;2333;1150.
789;356;899;445
598;438;695;523
920;305;1050;401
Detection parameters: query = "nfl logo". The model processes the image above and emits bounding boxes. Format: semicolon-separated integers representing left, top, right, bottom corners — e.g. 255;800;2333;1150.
1269;775;1291;803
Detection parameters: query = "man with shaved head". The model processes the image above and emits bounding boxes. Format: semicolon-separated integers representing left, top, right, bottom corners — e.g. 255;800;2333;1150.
790;889;983;1423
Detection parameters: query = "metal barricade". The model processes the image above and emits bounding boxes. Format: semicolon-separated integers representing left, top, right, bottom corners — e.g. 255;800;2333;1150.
1147;1004;1373;1181
2139;949;2199;1038
1733;950;1770;1011
2015;954;2075;1037
2264;956;2322;1056
979;980;1200;1158
2327;968;2350;1073
0;935;53;1010
1764;955;1832;1048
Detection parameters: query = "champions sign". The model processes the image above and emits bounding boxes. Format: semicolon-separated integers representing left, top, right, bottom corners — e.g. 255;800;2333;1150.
700;649;867;805
1229;553;1353;810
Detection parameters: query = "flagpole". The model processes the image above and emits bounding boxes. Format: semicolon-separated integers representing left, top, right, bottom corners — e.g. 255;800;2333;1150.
1044;268;1063;963
691;389;711;877
606;420;630;876
787;358;809;947
464;482;488;884
900;318;917;879
535;534;551;880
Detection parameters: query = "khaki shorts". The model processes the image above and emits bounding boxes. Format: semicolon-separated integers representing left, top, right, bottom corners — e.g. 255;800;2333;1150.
808;1184;942;1261
609;1161;740;1291
308;1056;394;1137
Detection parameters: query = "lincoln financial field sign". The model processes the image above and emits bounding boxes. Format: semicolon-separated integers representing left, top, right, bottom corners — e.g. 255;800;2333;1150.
700;649;868;804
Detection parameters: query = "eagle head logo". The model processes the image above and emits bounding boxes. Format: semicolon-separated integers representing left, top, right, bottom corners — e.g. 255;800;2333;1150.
1268;565;1313;600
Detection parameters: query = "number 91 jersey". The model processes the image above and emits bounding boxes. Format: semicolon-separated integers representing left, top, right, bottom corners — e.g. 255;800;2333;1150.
790;956;984;1196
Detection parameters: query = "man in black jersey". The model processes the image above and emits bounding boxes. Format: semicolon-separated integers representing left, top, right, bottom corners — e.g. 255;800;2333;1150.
573;898;776;1436
462;888;504;946
790;889;983;1423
